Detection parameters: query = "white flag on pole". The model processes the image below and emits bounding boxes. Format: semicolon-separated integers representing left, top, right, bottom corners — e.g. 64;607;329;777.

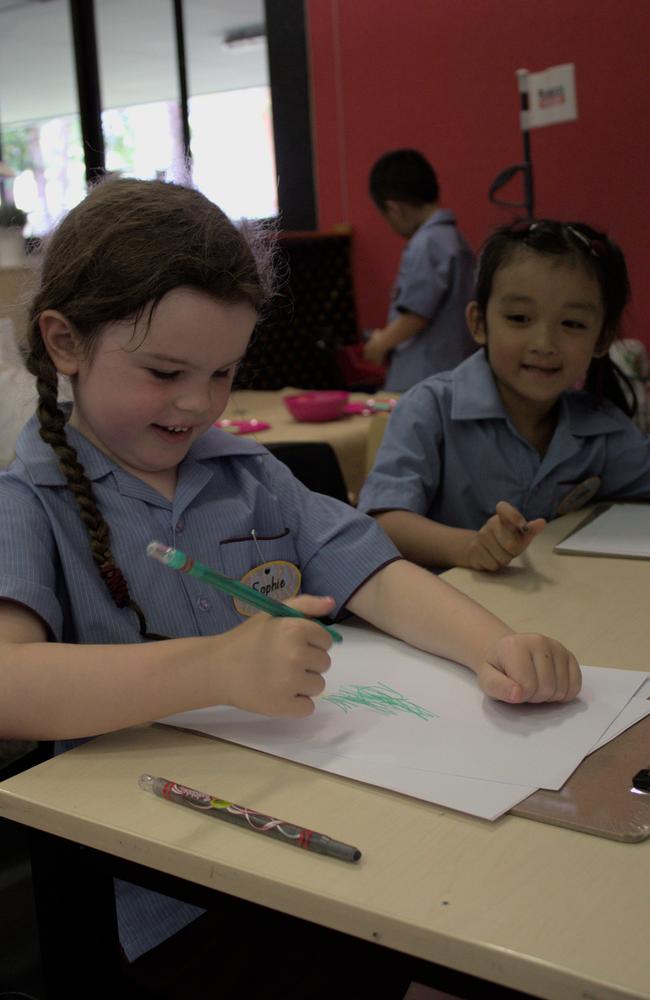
526;63;578;129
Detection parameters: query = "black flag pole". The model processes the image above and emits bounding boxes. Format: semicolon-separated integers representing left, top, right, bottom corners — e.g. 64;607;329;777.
489;67;534;219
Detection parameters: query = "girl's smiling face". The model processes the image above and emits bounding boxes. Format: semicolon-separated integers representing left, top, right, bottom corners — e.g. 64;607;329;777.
54;287;257;496
467;248;606;425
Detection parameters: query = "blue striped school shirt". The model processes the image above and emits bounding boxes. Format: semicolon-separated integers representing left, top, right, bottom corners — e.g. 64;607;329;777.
384;208;477;392
0;410;400;959
360;349;650;529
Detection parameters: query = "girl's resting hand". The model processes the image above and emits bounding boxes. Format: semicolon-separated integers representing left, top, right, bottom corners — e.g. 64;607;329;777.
217;595;335;718
475;633;582;704
467;501;546;571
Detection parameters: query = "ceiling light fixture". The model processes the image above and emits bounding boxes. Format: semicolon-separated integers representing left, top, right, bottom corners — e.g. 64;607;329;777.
222;23;266;51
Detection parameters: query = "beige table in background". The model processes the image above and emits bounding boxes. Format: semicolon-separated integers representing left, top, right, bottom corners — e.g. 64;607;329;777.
222;388;394;500
1;510;649;999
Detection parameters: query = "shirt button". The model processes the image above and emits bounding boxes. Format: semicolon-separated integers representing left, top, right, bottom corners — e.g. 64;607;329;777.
197;597;211;612
176;518;185;532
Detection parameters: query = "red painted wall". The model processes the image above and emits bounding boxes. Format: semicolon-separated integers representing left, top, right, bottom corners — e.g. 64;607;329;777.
306;0;650;349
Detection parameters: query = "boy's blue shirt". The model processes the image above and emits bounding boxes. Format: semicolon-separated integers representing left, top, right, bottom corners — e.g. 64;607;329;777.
384;208;477;392
359;349;650;528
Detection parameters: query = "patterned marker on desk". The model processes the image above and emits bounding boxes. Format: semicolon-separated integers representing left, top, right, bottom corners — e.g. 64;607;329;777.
138;774;362;863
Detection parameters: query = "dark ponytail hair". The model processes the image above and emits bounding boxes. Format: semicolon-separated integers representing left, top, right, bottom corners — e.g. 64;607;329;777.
582;355;637;417
474;218;635;416
25;177;275;638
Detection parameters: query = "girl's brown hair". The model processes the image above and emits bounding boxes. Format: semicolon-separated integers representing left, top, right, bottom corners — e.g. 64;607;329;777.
24;177;274;637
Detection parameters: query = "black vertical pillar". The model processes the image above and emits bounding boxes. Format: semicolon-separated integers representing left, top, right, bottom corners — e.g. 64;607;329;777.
173;0;192;166
69;0;105;185
264;0;316;230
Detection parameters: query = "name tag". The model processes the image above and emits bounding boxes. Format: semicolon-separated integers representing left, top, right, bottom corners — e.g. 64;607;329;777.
556;476;601;516
234;560;302;617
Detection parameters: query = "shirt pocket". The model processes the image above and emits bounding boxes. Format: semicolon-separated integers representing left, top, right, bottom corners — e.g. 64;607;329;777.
218;526;301;583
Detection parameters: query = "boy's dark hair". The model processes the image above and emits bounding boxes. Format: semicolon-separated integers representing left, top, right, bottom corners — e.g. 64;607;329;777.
24;177;274;638
474;218;635;416
369;149;439;210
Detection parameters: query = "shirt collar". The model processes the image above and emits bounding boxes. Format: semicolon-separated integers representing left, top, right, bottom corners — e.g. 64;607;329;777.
561;393;626;437
419;207;457;231
449;349;625;437
15;406;267;487
450;350;507;420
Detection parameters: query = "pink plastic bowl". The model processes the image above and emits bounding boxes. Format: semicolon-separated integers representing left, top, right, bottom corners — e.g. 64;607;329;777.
283;390;350;423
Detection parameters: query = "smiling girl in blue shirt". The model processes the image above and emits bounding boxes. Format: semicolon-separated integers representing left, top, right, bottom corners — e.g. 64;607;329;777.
359;220;650;571
0;184;584;995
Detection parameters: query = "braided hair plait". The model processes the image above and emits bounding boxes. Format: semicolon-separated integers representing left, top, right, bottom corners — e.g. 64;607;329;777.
24;337;162;639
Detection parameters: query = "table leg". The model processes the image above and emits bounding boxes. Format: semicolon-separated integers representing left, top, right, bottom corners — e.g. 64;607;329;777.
29;829;124;999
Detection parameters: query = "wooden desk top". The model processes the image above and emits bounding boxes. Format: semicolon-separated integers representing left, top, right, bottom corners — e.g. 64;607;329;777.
221;388;395;499
1;510;648;1000
444;508;649;671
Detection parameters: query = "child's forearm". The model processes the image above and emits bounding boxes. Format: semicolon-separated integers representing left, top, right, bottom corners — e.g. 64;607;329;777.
0;636;219;740
346;559;513;675
375;509;475;568
377;311;427;350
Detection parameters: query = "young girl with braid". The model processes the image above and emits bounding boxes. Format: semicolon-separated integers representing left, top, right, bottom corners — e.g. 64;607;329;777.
0;181;581;996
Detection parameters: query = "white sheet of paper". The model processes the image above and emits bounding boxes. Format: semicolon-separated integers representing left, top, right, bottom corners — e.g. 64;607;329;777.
160;627;647;818
591;678;650;751
555;504;650;558
275;746;537;821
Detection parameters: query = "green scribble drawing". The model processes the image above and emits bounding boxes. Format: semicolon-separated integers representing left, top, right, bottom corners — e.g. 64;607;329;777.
324;682;437;720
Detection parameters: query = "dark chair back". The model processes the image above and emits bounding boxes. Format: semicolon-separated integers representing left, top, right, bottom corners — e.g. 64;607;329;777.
265;442;349;503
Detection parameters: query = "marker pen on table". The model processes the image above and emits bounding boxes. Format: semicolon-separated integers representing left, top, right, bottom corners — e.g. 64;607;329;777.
139;774;361;863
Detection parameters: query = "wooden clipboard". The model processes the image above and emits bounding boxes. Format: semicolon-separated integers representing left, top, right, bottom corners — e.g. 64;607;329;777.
511;714;650;842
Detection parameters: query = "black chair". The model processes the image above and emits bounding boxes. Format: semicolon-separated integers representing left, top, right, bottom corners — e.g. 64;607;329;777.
264;442;350;503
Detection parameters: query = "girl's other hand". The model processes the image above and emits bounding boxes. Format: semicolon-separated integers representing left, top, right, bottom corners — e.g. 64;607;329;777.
476;633;582;704
466;501;546;570
217;595;335;717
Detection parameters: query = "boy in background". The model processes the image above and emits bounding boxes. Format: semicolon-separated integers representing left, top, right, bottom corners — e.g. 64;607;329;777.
364;149;476;392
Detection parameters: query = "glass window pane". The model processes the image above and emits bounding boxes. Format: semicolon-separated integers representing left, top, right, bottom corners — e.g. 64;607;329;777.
0;0;83;235
185;0;278;219
95;0;185;181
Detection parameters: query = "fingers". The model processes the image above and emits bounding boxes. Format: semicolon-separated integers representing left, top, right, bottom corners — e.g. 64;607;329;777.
476;661;524;703
273;617;333;711
477;524;519;567
495;500;528;532
281;594;336;650
284;593;335;614
276;644;330;718
472;509;547;570
222;606;336;717
471;519;522;570
479;634;582;704
495;503;547;546
528;643;580;702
